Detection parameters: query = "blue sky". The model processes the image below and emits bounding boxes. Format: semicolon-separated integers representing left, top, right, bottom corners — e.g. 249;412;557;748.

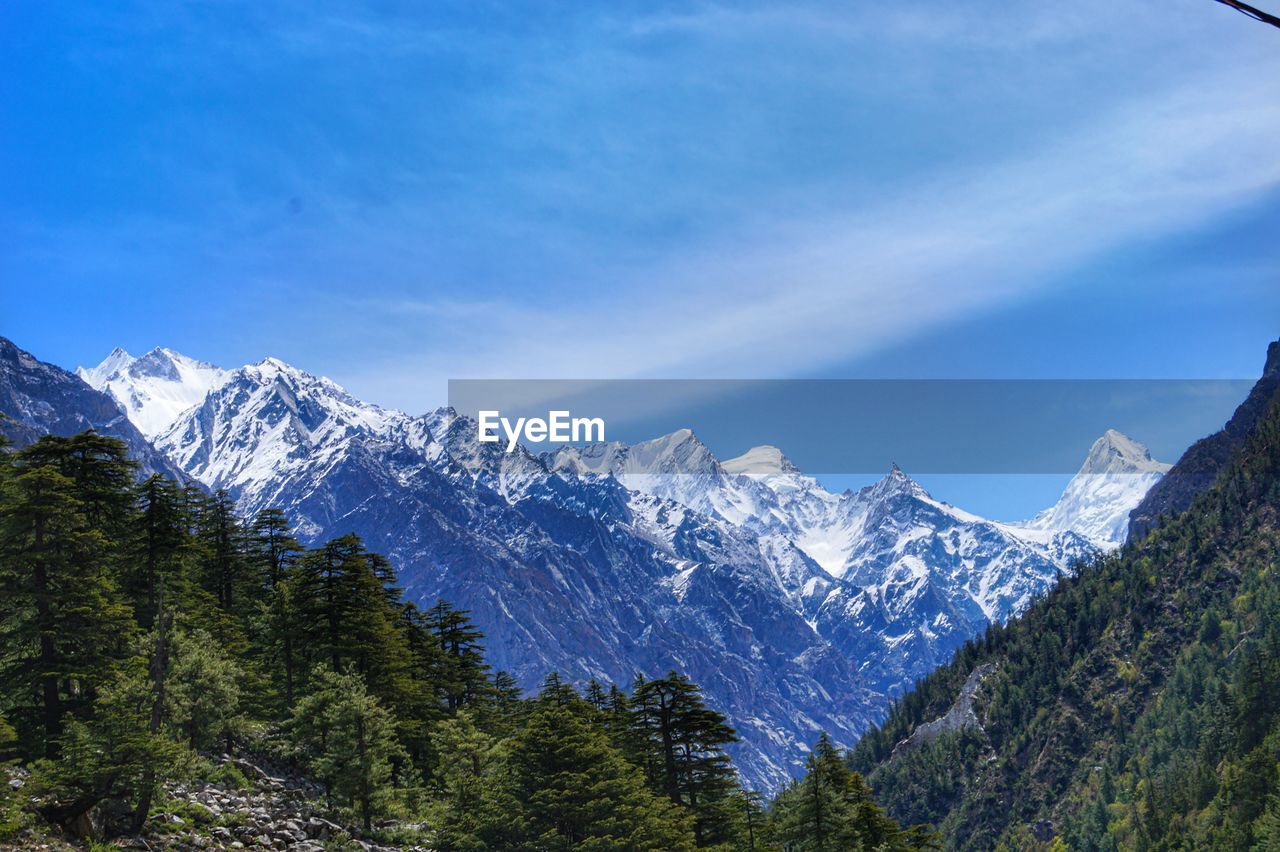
3;1;1279;514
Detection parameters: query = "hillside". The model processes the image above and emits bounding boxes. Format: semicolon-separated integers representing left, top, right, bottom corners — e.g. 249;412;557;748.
848;349;1280;848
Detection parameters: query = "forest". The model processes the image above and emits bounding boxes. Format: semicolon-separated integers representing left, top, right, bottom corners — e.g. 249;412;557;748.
848;395;1280;849
0;429;936;851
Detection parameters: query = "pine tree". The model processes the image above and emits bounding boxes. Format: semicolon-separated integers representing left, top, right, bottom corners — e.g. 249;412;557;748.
505;687;696;851
198;489;249;614
165;628;244;752
631;672;740;846
0;436;136;756
28;651;189;835
426;709;507;850
127;475;193;628
293;534;414;708
772;734;923;851
289;666;406;831
426;599;491;712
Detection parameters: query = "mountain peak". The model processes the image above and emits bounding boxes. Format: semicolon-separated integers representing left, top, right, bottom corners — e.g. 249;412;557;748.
76;345;231;438
1080;430;1170;476
867;462;922;500
722;444;801;475
625;428;721;474
77;347;136;388
1022;430;1170;547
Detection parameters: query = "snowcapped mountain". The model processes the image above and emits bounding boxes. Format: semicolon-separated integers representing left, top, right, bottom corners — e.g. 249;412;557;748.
1019;428;1171;547
0;337;183;478
44;342;1171;790
77;347;231;438
141;357;876;788
555;437;1115;695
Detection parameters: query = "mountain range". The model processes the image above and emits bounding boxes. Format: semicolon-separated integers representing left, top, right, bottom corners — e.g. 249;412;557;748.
0;337;1169;790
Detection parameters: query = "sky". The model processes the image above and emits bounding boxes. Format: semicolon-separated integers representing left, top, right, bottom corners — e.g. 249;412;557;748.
3;0;1279;516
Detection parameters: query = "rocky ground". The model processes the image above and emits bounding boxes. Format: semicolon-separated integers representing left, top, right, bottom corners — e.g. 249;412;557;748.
3;758;429;851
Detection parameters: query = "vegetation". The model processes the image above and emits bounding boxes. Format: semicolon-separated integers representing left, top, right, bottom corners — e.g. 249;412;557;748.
843;394;1280;849
0;429;931;849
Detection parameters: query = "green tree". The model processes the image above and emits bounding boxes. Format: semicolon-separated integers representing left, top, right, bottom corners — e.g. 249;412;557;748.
426;710;508;850
0;435;135;756
631;672;740;846
27;654;189;837
505;687;696;851
426;599;491;712
289;666;406;831
165;628;244;752
772;734;922;851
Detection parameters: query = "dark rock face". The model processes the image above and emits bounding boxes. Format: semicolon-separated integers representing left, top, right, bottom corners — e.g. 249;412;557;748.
1128;340;1280;540
0;336;182;478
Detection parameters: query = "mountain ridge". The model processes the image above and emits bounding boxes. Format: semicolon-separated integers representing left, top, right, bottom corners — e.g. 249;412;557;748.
32;338;1173;789
847;339;1280;848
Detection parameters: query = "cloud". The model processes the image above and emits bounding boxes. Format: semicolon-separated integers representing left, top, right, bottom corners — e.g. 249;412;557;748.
338;57;1280;409
9;0;1278;412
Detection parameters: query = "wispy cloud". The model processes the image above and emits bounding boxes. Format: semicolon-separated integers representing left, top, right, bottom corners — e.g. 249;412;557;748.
6;0;1278;409
339;59;1280;407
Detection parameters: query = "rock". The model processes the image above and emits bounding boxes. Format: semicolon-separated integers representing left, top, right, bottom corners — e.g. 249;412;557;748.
7;778;22;790
305;816;341;840
1031;818;1055;841
231;759;272;781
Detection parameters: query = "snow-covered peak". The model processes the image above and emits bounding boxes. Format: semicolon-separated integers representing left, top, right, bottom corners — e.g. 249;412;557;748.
77;346;232;438
553;428;722;478
1079;429;1171;476
1021;430;1170;548
722;445;801;475
76;346;133;388
864;463;926;502
224;357;403;438
627;428;721;474
154;355;410;502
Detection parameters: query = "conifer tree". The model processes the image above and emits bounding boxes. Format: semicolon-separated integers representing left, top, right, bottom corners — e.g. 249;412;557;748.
198;489;248;614
0;436;135;756
165;628;244;752
128;475;192;627
773;733;934;851
426;709;507;850
289;666;406;831
28;651;189;835
293;534;414;708
631;672;740;846
426;599;491;712
505;686;696;851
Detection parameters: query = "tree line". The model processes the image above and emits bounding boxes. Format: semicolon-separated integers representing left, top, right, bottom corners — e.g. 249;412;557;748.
0;430;936;850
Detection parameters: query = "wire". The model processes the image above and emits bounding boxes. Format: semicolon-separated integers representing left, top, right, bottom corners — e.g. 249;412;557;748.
1211;0;1280;29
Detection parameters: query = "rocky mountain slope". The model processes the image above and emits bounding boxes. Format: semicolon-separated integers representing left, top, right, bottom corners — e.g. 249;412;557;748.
1128;339;1280;539
848;338;1280;849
